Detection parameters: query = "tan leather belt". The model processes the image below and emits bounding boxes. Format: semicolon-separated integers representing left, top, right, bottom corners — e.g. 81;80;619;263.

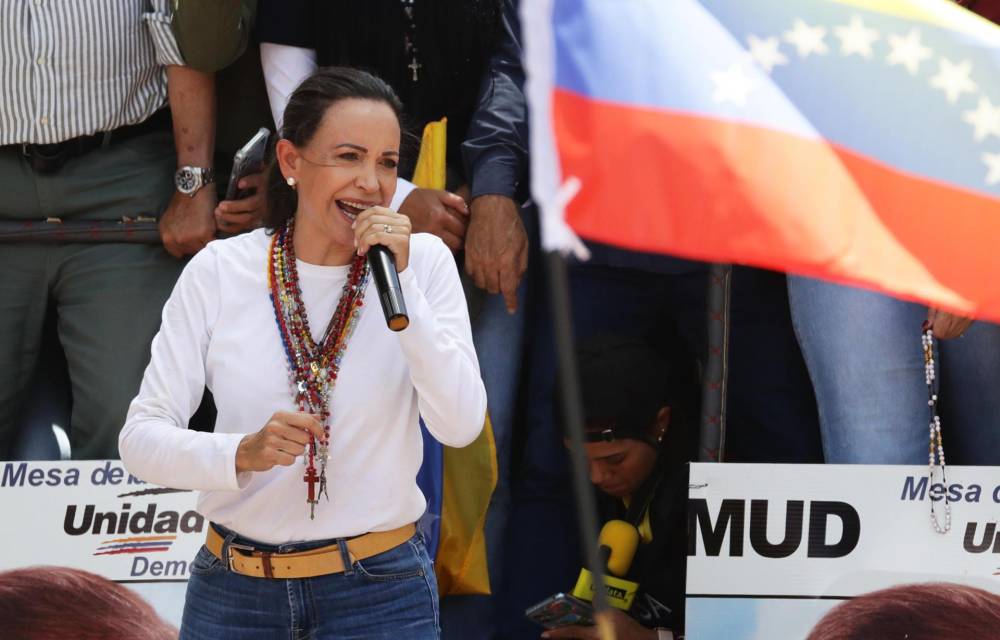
206;523;416;579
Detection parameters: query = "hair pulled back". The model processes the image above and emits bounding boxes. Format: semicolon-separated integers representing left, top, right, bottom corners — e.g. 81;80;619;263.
265;67;404;231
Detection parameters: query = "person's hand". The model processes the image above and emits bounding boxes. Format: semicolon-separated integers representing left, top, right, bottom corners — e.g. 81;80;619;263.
541;608;658;640
215;172;267;234
354;206;413;272
464;194;528;314
235;411;326;473
159;187;217;258
397;188;469;251
925;308;974;340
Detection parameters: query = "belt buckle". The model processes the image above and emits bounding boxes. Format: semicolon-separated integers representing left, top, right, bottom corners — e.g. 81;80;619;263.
226;542;256;573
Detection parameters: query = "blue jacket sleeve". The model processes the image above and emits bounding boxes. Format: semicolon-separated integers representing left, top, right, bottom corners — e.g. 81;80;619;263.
461;0;529;201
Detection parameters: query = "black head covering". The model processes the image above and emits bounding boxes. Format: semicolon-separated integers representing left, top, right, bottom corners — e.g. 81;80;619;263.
576;335;672;447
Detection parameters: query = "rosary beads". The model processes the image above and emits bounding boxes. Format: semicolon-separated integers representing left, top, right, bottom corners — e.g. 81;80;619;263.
922;329;951;534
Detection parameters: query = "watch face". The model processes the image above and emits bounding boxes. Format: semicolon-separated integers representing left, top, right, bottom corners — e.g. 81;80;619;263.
175;168;198;194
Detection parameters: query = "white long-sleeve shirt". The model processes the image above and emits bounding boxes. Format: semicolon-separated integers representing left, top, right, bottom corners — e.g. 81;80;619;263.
120;229;486;544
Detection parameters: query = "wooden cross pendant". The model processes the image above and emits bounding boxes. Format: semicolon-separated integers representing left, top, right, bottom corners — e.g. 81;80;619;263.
304;466;319;519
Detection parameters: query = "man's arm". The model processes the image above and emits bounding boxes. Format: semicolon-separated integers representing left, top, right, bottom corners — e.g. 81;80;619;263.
462;0;528;202
159;65;218;258
461;0;530;313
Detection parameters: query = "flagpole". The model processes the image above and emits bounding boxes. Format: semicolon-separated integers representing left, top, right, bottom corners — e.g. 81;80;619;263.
699;263;732;462
546;251;615;638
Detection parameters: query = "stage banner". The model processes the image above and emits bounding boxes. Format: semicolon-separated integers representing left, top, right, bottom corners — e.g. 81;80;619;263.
0;460;199;625
687;463;1000;639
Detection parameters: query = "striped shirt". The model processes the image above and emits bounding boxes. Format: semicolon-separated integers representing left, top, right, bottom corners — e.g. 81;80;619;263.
0;0;185;145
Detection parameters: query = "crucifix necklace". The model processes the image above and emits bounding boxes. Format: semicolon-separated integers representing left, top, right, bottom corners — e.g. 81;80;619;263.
267;218;370;518
401;0;422;82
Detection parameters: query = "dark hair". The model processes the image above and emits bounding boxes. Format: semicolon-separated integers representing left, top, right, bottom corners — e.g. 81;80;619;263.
0;566;177;640
577;335;674;441
569;334;698;466
265;67;405;231
807;583;1000;640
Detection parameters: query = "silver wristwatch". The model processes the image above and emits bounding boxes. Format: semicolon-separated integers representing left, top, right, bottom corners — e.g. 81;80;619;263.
174;166;215;197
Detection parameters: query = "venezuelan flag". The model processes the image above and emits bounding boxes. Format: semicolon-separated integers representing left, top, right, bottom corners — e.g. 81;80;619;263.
524;0;1000;318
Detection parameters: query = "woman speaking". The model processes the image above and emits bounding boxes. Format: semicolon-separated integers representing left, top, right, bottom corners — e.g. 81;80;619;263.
119;67;487;639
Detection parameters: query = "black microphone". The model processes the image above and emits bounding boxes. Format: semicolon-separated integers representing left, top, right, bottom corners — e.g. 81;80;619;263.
368;245;409;331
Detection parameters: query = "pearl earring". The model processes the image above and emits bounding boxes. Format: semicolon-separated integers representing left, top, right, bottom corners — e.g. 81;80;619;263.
286;176;297;189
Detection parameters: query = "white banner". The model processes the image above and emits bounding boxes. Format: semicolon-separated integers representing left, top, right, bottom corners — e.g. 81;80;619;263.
0;460;202;582
686;463;1000;638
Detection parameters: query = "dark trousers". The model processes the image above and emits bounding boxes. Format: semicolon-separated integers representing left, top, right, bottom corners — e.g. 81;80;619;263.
0;132;181;459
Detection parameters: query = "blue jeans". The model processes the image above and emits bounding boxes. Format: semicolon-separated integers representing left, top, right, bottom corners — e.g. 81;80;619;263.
439;206;532;639
788;277;1000;464
180;527;440;639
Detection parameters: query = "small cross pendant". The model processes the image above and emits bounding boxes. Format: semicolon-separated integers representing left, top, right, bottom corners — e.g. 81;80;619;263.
408;57;422;82
304;467;319;519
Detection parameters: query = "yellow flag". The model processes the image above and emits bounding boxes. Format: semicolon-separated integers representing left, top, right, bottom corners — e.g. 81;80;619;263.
411;117;447;191
436;415;498;595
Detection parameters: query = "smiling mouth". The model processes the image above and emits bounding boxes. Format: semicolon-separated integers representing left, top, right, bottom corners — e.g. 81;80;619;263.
336;200;376;220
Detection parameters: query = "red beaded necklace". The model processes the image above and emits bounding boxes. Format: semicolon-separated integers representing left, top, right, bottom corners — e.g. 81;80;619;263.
267;218;370;518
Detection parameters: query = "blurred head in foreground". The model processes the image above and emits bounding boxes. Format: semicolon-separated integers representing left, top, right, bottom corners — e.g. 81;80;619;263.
0;566;176;640
807;582;1000;640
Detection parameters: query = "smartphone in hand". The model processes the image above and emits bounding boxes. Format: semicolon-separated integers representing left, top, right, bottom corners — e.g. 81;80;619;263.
525;592;595;629
225;127;271;200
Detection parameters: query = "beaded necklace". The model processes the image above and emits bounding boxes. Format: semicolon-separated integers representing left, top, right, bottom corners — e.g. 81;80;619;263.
267;218;370;518
401;0;421;82
922;329;951;534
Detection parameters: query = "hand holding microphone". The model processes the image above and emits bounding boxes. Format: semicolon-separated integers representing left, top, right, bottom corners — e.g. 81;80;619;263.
353;206;410;331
